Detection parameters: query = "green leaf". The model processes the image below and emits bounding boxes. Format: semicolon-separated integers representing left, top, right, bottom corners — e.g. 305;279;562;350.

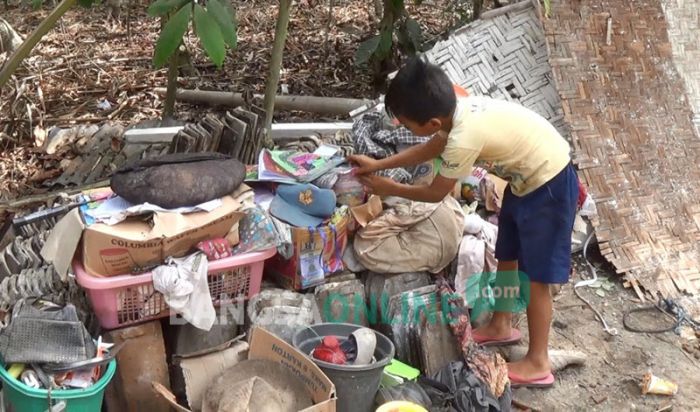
376;28;393;59
194;4;226;67
542;0;551;18
595;289;606;297
32;0;42;9
588;281;602;289
207;0;237;49
355;35;380;66
148;0;188;17
153;3;191;68
405;17;422;50
77;0;96;7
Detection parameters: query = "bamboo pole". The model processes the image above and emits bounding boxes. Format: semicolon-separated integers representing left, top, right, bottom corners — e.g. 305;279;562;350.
154;88;370;116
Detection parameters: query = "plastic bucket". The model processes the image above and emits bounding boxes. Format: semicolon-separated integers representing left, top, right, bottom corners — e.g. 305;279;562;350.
0;360;116;412
293;323;395;412
376;401;428;412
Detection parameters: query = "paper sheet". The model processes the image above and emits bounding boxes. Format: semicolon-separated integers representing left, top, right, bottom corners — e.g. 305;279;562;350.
84;196;222;225
313;144;341;158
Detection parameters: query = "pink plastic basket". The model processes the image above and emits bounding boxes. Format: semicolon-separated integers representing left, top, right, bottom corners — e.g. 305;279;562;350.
73;248;276;330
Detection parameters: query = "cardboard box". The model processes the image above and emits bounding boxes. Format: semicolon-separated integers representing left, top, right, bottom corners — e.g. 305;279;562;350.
153;327;336;412
266;210;350;291
82;196;244;276
177;339;250;410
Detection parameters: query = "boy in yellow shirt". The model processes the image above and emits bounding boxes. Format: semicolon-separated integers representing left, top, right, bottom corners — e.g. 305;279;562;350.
349;58;577;388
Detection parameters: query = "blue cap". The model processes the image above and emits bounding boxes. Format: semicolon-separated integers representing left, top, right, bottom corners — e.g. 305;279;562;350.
269;184;337;227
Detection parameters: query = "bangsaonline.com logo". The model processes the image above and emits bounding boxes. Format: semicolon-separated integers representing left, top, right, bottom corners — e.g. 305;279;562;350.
168;271;530;326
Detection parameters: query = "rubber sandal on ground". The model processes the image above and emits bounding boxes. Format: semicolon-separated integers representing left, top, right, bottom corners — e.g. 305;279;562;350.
473;328;522;346
509;371;555;388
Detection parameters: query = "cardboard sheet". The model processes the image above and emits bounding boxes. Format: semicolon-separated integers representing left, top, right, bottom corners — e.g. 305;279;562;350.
153;327;336;412
41;208;85;280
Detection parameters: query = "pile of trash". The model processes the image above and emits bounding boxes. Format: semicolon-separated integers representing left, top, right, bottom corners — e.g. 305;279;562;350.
0;99;602;412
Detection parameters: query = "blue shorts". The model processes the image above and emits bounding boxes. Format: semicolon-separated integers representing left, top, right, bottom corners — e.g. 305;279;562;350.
495;163;578;284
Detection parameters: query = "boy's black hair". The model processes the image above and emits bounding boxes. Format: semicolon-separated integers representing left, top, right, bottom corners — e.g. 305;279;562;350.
385;57;456;124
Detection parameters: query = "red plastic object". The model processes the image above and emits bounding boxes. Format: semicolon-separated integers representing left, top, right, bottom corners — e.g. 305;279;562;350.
73;247;276;330
313;336;347;365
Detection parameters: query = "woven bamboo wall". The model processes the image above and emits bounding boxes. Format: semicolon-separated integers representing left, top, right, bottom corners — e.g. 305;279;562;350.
540;0;700;301
661;0;700;133
422;2;570;141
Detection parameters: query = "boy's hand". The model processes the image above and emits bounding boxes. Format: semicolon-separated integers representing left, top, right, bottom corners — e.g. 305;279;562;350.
347;155;380;175
357;174;397;197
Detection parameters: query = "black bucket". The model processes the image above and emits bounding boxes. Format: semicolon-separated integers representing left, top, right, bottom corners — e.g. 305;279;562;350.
293;323;395;412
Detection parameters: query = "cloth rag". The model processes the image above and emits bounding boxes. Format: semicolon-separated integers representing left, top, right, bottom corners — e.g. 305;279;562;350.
354;197;464;273
152;253;215;331
455;214;499;301
353;112;428;183
436;279;510;398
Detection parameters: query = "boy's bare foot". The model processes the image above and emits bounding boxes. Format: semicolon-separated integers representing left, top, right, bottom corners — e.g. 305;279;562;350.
473;311;514;340
472;322;513;340
508;356;552;380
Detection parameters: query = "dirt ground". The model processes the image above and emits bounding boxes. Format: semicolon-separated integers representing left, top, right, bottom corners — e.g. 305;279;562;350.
0;0;462;200
506;250;700;411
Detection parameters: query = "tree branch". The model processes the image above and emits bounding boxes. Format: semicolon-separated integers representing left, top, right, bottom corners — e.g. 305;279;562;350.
0;0;77;89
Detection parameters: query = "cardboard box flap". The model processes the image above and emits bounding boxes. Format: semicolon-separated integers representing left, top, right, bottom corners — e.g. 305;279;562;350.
87;219;155;241
152;382;190;412
248;327;335;404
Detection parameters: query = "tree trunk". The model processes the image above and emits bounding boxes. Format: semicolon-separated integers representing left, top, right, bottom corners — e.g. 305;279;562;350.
373;0;382;20
473;0;483;20
162;49;179;120
0;0;77;89
370;0;400;92
263;0;293;134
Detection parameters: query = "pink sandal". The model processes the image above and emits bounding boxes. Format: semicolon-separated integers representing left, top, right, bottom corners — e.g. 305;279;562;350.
509;371;555;388
473;328;522;346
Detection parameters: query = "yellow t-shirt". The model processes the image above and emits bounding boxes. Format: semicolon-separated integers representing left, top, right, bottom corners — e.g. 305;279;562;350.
439;96;571;196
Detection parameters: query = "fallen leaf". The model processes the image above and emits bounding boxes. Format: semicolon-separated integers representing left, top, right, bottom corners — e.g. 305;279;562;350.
33;126;47;148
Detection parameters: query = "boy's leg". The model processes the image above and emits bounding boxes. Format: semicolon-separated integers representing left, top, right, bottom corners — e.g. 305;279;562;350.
508;280;552;378
474;184;521;340
508;163;579;381
472;259;518;339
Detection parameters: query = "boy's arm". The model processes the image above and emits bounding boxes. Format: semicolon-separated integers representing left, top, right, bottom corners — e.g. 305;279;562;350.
358;174;458;203
348;133;448;174
358;146;480;203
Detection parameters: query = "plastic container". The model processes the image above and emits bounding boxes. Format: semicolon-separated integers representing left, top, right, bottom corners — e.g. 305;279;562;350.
376;401;428;412
74;248;276;329
0;359;116;412
293;323;395;412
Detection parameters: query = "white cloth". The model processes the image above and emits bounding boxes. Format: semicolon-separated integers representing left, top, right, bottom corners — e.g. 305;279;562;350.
152;253;216;331
455;214;499;298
